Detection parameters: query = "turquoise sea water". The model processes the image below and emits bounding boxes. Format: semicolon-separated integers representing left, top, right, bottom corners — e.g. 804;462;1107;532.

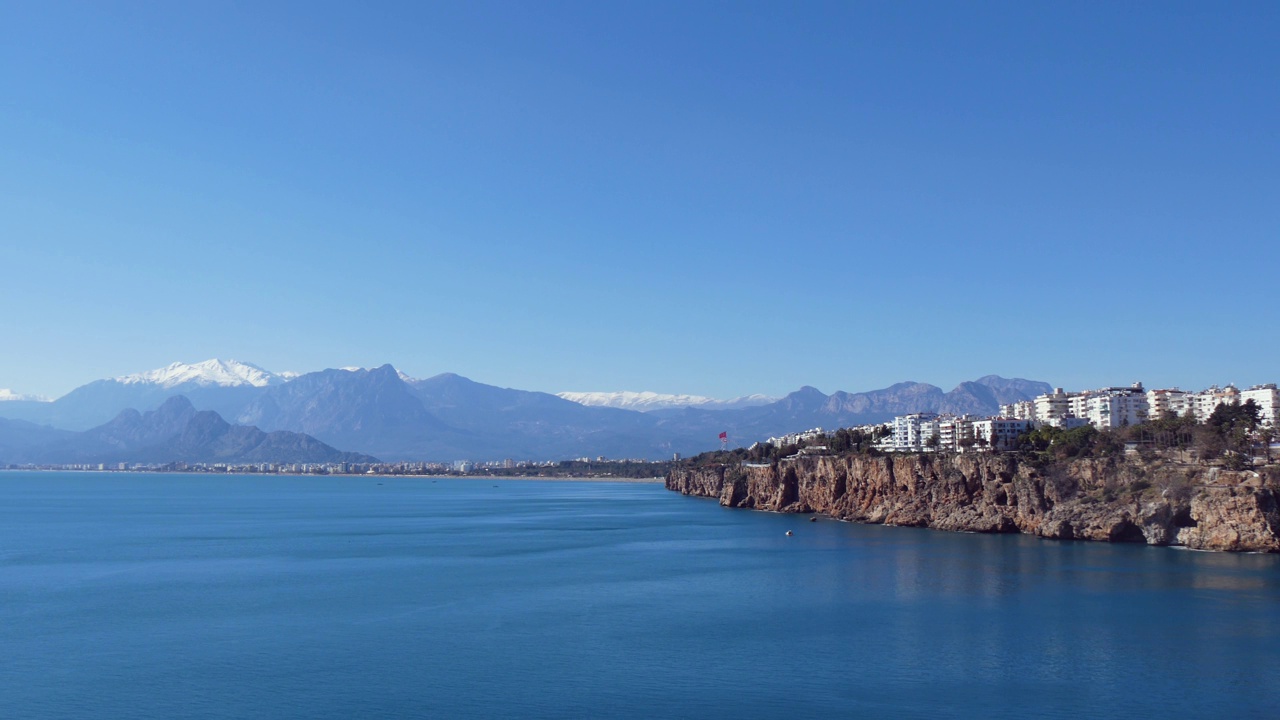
1;471;1278;719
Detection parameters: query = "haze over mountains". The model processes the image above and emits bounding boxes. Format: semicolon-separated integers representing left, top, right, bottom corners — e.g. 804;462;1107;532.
555;391;776;412
0;388;51;402
0;360;1053;464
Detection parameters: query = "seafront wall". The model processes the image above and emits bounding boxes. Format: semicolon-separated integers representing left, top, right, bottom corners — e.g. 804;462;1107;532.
665;454;1280;552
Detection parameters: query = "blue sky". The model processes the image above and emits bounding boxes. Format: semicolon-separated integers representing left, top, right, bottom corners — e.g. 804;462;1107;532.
2;1;1277;399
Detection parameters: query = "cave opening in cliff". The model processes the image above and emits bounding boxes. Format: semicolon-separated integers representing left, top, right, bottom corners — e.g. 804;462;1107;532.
1112;521;1148;543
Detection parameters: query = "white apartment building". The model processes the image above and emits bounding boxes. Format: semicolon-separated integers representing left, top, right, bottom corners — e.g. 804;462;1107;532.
1191;385;1241;422
1082;386;1149;429
1241;384;1279;427
938;414;978;451
893;413;941;452
1147;388;1193;419
884;413;1034;453
1029;383;1148;429
766;427;826;447
1034;388;1071;423
972;418;1035;451
999;400;1035;421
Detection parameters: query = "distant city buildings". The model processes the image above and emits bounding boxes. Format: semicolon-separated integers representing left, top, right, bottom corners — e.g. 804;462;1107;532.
3;456;672;476
764;428;827;447
1000;381;1278;430
862;379;1280;454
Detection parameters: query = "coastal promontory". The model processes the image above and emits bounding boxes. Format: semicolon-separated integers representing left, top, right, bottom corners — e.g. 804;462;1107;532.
666;453;1280;552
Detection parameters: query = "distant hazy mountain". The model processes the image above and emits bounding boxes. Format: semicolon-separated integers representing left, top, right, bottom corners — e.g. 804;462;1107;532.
650;376;1054;445
0;359;1055;461
556;390;776;412
3;396;374;465
133;407;373;465
406;372;670;460
0;418;73;462
237;365;469;461
238;366;678;462
0;359;295;431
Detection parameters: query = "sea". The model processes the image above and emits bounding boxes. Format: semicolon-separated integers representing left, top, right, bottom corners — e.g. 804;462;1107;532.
2;471;1278;719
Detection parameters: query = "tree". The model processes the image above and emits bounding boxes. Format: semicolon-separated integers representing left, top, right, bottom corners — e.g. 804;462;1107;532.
1204;400;1263;465
1208;400;1261;435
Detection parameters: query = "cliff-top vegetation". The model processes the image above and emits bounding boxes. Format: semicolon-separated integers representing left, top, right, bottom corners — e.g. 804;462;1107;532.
682;400;1277;475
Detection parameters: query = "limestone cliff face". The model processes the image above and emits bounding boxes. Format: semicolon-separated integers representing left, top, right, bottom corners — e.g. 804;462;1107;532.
666;455;1280;553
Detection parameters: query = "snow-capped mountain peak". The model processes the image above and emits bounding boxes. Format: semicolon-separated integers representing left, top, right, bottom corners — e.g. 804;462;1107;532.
115;359;286;389
0;388;51;402
556;390;776;412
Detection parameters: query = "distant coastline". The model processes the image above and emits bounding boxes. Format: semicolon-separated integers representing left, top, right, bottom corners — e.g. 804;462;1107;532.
0;466;667;483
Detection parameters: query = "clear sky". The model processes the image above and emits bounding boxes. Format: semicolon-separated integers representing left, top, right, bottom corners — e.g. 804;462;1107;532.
2;1;1277;399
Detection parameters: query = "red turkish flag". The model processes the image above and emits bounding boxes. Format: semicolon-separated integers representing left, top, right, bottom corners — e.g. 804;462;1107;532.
718;432;728;440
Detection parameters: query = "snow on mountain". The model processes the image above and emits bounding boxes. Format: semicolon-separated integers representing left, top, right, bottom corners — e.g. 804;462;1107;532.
115;359;287;388
0;388;50;402
556;390;776;412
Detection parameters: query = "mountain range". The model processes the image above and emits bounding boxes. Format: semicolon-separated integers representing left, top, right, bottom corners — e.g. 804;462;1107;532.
0;360;1053;463
0;396;375;466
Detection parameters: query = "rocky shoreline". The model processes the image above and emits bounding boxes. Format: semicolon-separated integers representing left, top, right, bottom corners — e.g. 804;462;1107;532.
665;454;1280;552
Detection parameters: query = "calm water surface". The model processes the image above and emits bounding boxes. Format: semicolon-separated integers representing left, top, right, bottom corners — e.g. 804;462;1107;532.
2;472;1277;718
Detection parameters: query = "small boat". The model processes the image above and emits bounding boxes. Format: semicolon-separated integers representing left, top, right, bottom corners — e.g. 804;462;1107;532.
809;516;817;522
785;530;793;536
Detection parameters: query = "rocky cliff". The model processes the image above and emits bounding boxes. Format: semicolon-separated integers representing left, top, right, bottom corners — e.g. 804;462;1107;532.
666;454;1280;552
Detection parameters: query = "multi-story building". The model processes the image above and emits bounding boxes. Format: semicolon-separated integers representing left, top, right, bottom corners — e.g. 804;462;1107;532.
1081;384;1149;429
1069;393;1094;420
1032;382;1148;429
972;418;1035;451
938;415;978;451
883;413;1033;453
893;413;941;451
999;401;1035;421
1147;388;1193;419
1034;388;1071;423
1190;385;1241;422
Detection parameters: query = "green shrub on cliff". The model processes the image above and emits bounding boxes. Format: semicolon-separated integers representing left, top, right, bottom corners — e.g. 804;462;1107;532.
826;427;881;455
1016;424;1122;465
